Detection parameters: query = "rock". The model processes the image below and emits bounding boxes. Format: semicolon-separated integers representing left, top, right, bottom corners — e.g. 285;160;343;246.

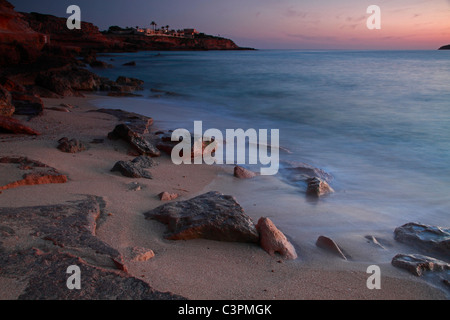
0;195;184;299
57;137;86;153
316;235;348;260
159;191;179;201
122;61;136;66
89;60;112;69
47;106;70;112
279;161;333;183
306;177;334;198
394;222;450;255
108;124;160;157
0;156;67;191
107;92;143;97
93;108;153;134
391;253;450;277
156;131;215;159
144;191;259;243
365;235;387;249
129;247;155;262
0;115;40;135
234;165;257;179
111;155;156;179
128;182;142;191
10;91;44;117
0;85;14;117
256;217;297;260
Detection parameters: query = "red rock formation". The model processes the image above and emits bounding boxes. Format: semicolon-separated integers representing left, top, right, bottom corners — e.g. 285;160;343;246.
0;115;40;135
256;217;297;260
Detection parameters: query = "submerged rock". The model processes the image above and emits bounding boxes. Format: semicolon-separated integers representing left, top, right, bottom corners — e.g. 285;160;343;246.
144;191;259;243
306;177;334;198
316;235;348;260
391;253;450;277
256;217;297;260
394;222;450;255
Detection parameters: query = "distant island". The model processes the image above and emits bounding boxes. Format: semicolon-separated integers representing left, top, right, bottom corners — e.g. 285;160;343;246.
438;44;450;50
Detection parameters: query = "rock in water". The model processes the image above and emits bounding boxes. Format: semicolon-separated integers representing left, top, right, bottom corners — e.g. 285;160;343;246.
256;217;297;259
394;222;450;255
306;177;334;198
108;124;160;157
391;253;450;277
234;165;257;179
316;235;348;260
144;191;259;243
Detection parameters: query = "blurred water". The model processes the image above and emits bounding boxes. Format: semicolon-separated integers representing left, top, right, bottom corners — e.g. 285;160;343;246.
93;50;450;254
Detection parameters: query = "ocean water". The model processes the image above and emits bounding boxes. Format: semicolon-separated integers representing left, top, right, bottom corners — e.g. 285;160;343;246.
92;50;450;264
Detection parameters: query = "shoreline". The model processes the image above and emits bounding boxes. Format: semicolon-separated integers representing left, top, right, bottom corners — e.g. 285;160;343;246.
0;93;447;300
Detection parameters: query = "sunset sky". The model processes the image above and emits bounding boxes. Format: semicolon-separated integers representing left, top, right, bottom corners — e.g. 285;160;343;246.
10;0;450;49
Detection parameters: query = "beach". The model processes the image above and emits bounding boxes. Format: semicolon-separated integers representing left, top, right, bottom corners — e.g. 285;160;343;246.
0;94;447;300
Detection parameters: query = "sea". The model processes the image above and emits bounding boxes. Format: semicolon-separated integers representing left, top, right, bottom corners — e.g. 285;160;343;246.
91;50;450;267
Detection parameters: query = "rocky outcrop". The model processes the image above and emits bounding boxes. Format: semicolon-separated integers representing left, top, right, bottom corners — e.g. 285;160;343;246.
391;253;450;277
0;156;67;191
315;235;348;260
0;85;14;116
144;191;259;242
111;156;156;179
256;217;297;260
0;196;184;299
108;124;160;157
0;115;40;135
93;108;153;135
394;222;450;255
57;137;87;153
438;45;450;50
10;91;44;117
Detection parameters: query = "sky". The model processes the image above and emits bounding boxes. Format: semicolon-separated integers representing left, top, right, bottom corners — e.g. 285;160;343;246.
10;0;450;49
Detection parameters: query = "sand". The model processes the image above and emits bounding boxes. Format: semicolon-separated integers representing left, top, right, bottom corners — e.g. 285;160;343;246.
0;94;447;300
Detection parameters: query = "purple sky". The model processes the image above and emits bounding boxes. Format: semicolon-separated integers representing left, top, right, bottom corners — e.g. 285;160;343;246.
10;0;450;49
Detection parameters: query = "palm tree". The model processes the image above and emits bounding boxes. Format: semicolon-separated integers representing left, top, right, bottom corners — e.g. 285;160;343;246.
150;21;157;32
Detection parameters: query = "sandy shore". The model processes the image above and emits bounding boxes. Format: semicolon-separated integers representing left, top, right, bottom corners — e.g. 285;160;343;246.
0;94;447;300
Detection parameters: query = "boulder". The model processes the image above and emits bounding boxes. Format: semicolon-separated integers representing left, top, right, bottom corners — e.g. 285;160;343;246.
0;115;40;135
234;165;257;179
129;247;155;262
108;124;160;157
57;137;86;153
156;131;215;159
306;177;334;198
279;161;333;183
256;217;297;259
111;155;156;179
391;253;450;277
394;222;450;255
144;191;259;242
89;60;112;68
316;235;348;260
93;108;153;134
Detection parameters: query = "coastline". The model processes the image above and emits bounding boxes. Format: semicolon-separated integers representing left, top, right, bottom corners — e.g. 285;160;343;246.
0;93;447;300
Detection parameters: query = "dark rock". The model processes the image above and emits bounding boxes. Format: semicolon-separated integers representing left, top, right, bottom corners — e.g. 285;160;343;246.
279;161;333;183
0;115;40;135
394;222;450;255
391;253;450;277
144;191;259;242
0;156;67;191
306;177;334;198
234;165;257;179
57;137;87;153
94;109;153;135
111;156;156;179
0;195;184;299
156;131;215;159
438;45;450;50
108;124;160;157
116;76;144;91
89;60;112;69
11;91;44;117
122;61;136;66
256;217;297;259
316;235;348;260
0;85;14;117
